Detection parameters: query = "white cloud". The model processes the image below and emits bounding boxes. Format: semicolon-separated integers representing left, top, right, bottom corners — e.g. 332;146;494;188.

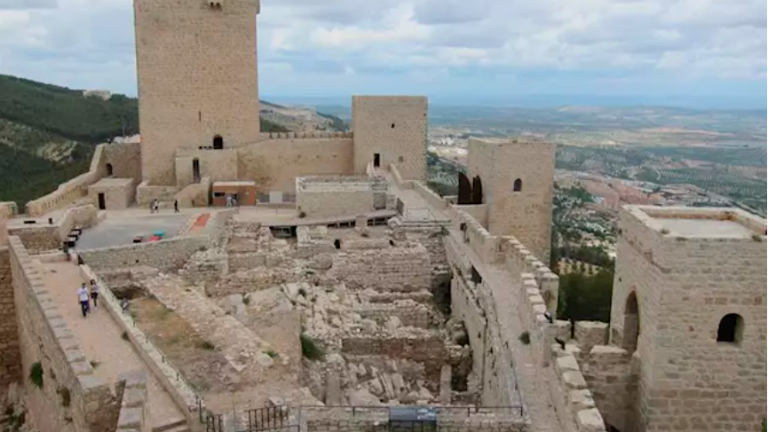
0;0;763;100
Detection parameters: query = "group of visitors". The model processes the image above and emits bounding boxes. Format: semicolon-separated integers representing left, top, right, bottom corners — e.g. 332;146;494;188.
148;199;181;213
76;280;100;318
225;195;239;208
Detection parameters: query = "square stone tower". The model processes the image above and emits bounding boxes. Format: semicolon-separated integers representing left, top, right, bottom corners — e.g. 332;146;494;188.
466;138;555;262
351;96;428;180
134;0;261;186
611;206;766;432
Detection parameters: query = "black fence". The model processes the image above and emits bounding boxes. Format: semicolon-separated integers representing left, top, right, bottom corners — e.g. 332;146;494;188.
204;406;296;432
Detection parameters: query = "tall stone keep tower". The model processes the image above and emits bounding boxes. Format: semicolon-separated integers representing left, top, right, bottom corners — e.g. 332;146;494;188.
466;138;555;262
351;96;428;181
134;0;261;186
611;206;766;432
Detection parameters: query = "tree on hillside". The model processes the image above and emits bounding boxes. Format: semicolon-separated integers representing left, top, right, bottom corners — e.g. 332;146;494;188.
557;268;614;322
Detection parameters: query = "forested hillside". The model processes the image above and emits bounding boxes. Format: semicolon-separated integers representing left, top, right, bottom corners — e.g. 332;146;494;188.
0;74;345;209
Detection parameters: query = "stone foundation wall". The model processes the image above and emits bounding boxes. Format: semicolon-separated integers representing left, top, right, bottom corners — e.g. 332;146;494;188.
9;205;99;254
103;142;142;183
115;371;151;432
328;244;431;292
0;248;21;387
211;267;293;297
79;236;207;271
341;335;446;381
8;237;119;432
136;181;178;206
354;300;431;328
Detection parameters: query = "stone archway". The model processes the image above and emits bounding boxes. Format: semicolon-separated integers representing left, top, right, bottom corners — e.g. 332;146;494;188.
471;176;483;205
623;291;639;352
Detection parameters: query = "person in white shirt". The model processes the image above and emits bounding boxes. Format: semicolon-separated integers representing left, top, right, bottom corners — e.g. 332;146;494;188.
77;283;90;318
89;279;100;308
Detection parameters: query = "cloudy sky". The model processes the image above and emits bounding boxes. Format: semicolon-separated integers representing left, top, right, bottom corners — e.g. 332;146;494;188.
0;0;765;107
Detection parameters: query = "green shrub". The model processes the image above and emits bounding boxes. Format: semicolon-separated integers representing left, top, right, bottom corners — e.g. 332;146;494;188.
300;334;324;361
519;331;531;345
298;288;307;297
89;361;100;369
121;331;129;341
266;350;279;359
29;362;43;389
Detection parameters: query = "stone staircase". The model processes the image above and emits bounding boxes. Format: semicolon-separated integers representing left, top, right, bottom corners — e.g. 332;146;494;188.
153;418;190;432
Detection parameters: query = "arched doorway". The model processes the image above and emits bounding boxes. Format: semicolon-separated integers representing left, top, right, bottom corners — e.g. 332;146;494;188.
213;135;224;150
106;163;113;177
457;172;472;205
623;292;639;352
471;176;483;204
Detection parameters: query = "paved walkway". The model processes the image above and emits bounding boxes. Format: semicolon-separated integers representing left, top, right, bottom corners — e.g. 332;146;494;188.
39;261;185;430
387;173;570;432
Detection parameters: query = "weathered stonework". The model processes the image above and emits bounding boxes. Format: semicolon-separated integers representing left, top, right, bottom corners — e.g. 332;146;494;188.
467;138;555;262
0;248;21;387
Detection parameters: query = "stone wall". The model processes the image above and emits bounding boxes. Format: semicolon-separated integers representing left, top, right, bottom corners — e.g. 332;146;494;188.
548;345;607;432
0;202;18;219
328;244;431;292
237;137;354;193
8;237;120;432
175;149;238;189
9;205;99;254
354;300;431;328
296;176;385;219
79;235;207;271
26;144;107;217
135;0;261;186
352;96;428;181
88;179;135;210
580;346;637;432
0;248;21;387
102;142;142;183
301;406;528;432
135;181;178;206
341;335;446;381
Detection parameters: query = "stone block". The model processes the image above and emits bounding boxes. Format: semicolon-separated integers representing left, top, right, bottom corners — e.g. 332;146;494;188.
556;355;580;373
562;371;587;389
569;389;596;411
117;407;143;429
576;408;606;432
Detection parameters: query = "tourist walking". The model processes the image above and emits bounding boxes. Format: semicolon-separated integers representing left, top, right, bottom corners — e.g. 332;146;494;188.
174;199;179;213
77;283;90;318
89;279;100;308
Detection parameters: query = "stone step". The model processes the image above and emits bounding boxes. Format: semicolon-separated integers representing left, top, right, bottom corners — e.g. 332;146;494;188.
154;424;190;432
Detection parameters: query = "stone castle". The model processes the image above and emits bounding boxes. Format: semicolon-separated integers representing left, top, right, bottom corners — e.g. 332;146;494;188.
0;1;765;432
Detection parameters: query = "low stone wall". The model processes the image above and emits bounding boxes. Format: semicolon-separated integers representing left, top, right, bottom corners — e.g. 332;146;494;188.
79;236;207;271
454;204;487;228
502;237;559;314
26;145;107;217
136;181;178;206
211;267;293;297
328;244;431;293
300;406;528;432
388;164;411;190
413;181;448;210
9;205;99;254
549;345;608;432
8;237;119;432
80;265;201;426
0;202;18;219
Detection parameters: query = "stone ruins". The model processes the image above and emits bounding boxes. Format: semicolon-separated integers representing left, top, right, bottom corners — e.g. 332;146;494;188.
0;1;765;432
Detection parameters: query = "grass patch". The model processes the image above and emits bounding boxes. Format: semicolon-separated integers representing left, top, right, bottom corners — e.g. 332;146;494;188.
89;360;100;369
266;350;279;359
298;288;307;297
752;234;763;242
300;334;324;361
29;362;44;389
242;295;251;305
198;340;216;351
519;331;531;345
121;331;130;341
